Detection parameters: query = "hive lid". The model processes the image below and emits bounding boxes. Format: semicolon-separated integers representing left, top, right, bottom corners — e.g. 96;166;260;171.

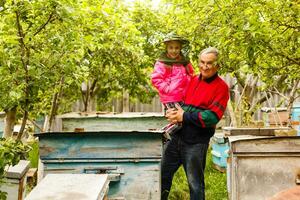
5;160;30;179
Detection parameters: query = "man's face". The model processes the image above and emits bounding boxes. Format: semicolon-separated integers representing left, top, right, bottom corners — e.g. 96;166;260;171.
166;41;182;59
199;53;219;80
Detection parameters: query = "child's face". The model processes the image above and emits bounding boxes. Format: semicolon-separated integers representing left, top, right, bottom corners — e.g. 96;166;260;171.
166;41;182;59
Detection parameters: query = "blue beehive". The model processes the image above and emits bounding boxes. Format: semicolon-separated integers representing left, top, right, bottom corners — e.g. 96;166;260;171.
211;134;229;172
292;102;300;136
292;102;300;121
35;131;163;200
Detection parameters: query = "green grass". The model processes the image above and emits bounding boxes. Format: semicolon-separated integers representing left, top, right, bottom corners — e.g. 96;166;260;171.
169;148;228;200
26;140;39;193
27;140;39;168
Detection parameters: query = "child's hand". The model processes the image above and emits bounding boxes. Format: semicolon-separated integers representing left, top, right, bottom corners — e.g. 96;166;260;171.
166;104;184;124
174;103;184;122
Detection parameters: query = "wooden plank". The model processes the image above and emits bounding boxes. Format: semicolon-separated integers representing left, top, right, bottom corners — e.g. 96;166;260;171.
26;168;37;188
25;174;109;200
223;127;290;136
60;113;166;132
62;117;166;132
230;136;300;153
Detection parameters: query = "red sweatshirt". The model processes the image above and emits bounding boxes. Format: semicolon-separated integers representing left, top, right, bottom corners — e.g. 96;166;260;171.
178;73;229;144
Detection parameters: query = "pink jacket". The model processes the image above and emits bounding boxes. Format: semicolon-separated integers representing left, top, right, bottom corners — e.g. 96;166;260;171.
151;61;194;103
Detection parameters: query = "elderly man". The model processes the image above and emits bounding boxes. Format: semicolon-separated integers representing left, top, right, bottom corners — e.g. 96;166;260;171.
161;47;229;200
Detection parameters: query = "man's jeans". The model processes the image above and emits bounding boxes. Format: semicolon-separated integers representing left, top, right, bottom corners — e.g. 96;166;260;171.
161;136;208;200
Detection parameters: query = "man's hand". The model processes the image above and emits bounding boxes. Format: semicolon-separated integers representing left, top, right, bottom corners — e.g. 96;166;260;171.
165;103;184;124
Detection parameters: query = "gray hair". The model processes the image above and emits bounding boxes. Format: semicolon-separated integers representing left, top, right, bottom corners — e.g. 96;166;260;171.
199;47;219;58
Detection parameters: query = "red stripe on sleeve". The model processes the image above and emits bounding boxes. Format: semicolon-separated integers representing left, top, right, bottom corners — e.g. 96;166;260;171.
198;113;206;128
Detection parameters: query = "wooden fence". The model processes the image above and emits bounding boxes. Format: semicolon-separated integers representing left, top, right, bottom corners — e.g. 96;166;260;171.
71;74;296;124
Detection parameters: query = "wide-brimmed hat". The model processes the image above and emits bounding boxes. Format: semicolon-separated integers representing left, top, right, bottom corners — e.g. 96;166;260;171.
163;33;189;45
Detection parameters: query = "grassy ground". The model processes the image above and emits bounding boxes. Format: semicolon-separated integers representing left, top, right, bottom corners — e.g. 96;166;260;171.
169;148;228;200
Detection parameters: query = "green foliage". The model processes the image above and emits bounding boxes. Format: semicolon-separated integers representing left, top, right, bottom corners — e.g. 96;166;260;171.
1;0;299;126
163;0;299;122
0;0;83;125
0;138;31;199
0;0;166;121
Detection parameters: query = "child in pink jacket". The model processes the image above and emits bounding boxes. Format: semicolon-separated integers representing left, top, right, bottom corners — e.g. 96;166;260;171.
151;33;194;137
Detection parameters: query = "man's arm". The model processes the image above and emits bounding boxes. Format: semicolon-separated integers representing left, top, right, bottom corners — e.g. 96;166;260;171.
167;86;229;128
184;86;229;128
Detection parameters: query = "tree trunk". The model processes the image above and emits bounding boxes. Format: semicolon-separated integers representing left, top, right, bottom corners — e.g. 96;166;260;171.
48;77;64;131
123;89;130;112
3;107;17;138
81;79;98;112
227;100;237;127
47;92;59;132
81;81;89;112
17;109;28;141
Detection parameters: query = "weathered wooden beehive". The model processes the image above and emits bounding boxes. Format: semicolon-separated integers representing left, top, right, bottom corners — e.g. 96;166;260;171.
227;136;300;200
36;130;163;200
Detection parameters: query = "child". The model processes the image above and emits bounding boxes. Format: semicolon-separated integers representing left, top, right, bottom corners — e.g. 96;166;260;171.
151;33;194;138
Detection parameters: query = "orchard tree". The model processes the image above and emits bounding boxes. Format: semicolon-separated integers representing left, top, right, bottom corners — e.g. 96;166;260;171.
0;0;168;136
0;0;83;137
76;0;165;111
163;0;299;126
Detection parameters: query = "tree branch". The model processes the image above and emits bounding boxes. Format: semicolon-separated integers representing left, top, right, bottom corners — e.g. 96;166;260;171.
89;78;98;97
264;41;300;65
15;9;27;68
33;11;55;36
233;71;245;88
276;22;300;31
248;74;288;114
267;89;289;101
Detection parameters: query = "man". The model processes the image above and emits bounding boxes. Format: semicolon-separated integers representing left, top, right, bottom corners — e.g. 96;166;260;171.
161;47;229;200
